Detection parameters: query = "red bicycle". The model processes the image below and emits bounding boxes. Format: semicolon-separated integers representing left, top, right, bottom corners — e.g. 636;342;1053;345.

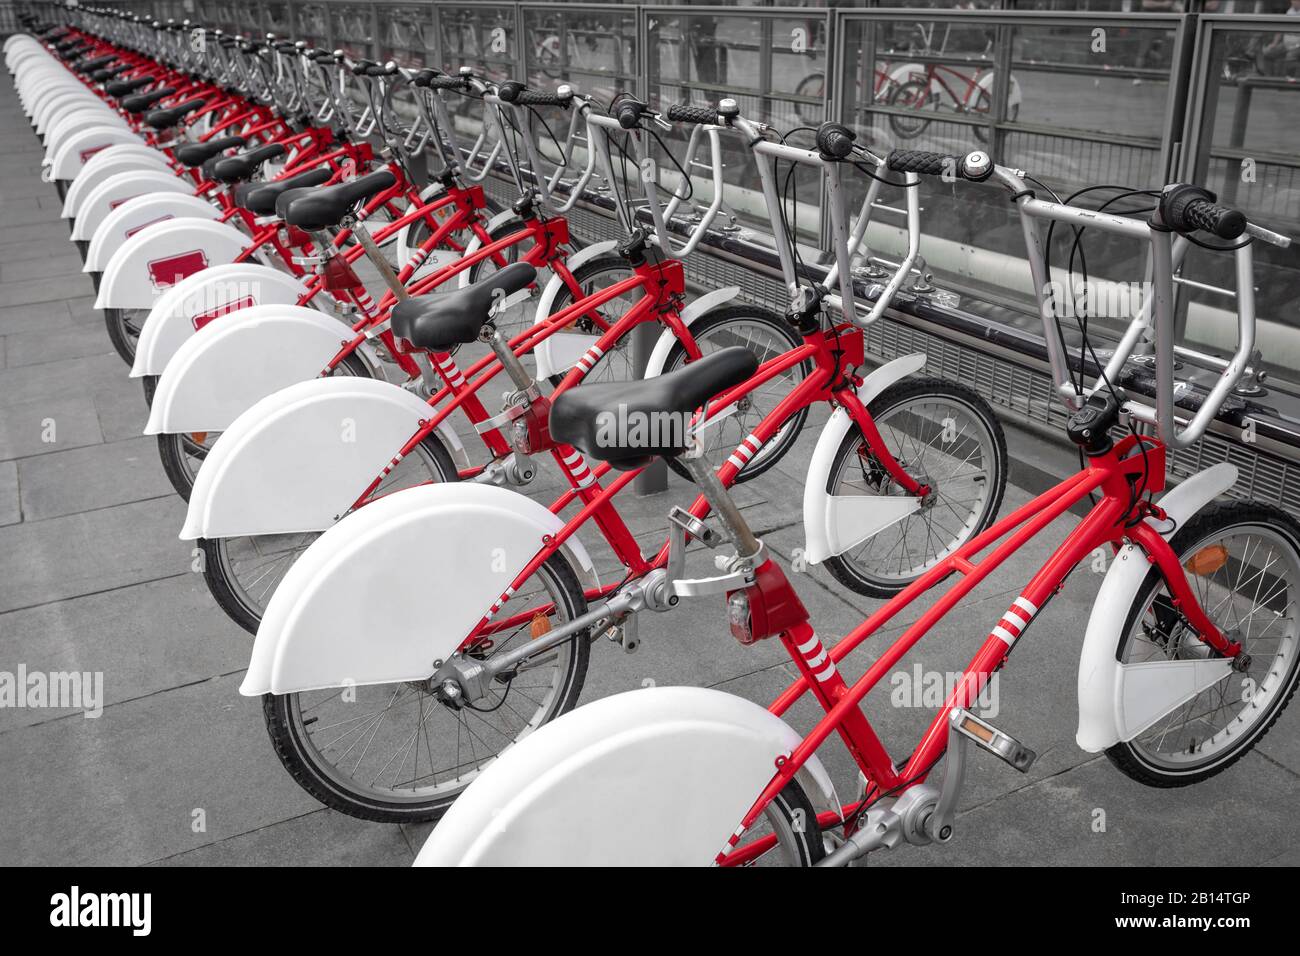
233;109;1009;822
413;148;1300;865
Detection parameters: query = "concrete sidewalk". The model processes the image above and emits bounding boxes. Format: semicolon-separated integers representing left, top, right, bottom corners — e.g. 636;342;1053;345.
0;72;1296;868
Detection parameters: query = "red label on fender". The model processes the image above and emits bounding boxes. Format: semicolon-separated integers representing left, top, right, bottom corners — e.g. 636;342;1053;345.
125;214;174;239
108;195;139;211
79;144;110;163
146;250;208;289
192;295;255;331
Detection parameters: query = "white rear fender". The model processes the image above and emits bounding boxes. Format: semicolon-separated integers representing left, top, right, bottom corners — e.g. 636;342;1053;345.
22;73;73;113
34;89;100;135
415;686;839;866
131;263;310;377
85;193;220;273
145;305;375;433
35;93;100;136
94;218;250;311
641;286;743;379
45;125;144;183
532;239;621;379
181;376;470;540
802;353;929;564
62;150;171;219
1076;462;1240;753
71;169;191;241
21;69;73;104
240;482;597;697
45;107;127;155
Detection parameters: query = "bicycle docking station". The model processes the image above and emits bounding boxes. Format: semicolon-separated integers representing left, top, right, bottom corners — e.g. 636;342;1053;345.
821;707;1036;866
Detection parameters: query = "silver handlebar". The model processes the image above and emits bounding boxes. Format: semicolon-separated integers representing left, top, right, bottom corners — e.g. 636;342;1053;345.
986;160;1285;449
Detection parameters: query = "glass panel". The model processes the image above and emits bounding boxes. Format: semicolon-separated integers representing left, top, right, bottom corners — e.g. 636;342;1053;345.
840;15;1176;338
378;4;434;67
522;6;637;99
263;0;290;37
647;11;829;238
1187;21;1300;377
331;4;374;61
436;3;519;79
296;2;330;50
210;0;238;34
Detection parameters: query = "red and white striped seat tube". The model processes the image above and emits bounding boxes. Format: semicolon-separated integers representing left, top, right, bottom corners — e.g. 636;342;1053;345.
991;596;1039;647
430;351;468;392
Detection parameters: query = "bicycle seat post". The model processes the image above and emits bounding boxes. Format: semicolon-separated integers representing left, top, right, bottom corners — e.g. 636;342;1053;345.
679;447;762;561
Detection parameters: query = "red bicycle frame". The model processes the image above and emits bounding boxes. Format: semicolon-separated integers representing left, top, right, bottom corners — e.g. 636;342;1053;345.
711;431;1237;864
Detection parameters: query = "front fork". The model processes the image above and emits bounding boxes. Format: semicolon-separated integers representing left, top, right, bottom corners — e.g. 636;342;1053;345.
1128;515;1241;661
836;386;928;498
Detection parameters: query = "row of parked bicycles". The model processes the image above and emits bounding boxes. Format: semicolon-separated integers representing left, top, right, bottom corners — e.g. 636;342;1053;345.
8;5;1299;866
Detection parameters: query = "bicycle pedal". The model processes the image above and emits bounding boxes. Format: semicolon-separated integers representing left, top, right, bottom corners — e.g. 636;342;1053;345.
950;708;1036;773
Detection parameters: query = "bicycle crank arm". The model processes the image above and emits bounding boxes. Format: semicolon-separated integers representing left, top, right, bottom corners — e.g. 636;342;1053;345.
819;708;1035;866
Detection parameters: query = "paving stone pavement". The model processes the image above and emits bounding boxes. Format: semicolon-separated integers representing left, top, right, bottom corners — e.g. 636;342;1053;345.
0;71;1296;868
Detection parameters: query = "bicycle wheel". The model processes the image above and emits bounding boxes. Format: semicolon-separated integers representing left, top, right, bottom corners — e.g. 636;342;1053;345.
262;552;590;823
104;306;149;364
1106;501;1300;787
887;79;936;140
198;428;456;635
543;256;640;386
660;306;808;484
822;378;1006;597
155;352;371;503
722;780;827;867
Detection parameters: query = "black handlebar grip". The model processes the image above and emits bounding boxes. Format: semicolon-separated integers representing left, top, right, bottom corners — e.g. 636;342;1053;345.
816;122;856;160
516;88;566;107
427;73;467;90
497;80;525;103
411;69;437;88
613;95;647;130
666;103;718;125
887;149;958;177
1160;184;1246;241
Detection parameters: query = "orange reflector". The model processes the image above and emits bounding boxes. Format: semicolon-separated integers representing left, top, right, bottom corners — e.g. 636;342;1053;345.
530;613;552;639
1185;544;1229;576
190;432;208;445
960;716;996;744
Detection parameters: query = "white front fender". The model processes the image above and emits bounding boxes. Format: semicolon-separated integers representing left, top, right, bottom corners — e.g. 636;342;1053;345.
145;305;375;433
45;124;141;182
71;169;191;241
181;376;471;540
241;482;597;697
391;181;452;282
62;149;171;219
450;208;520;290
802;353;929;564
131;263;310;377
94;217;251;311
532;239;622;379
415;687;839;866
642;285;743;379
1076;462;1239;753
85;193;220;273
